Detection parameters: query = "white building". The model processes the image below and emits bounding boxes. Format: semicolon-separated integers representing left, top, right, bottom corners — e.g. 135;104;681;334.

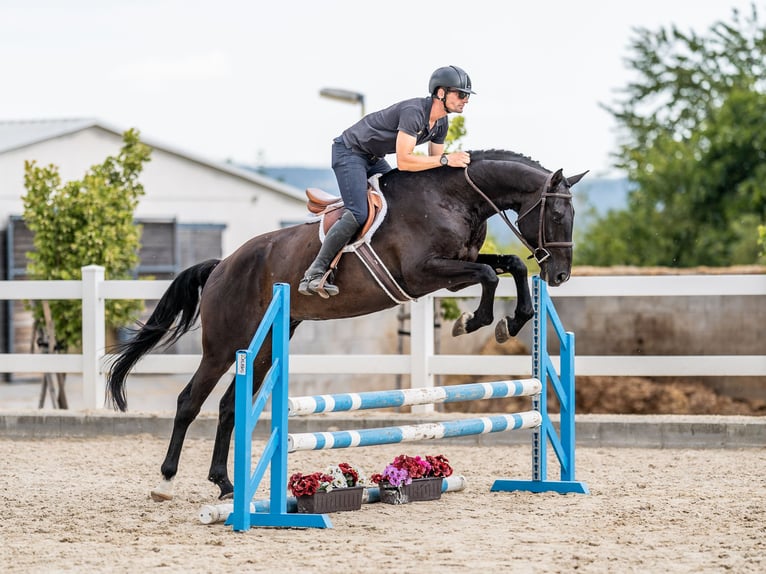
0;118;311;353
0;118;309;272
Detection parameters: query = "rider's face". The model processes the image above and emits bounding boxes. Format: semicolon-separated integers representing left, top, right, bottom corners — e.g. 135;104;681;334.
446;89;470;113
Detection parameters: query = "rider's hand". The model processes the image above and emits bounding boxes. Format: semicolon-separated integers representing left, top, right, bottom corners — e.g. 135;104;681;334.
447;151;471;168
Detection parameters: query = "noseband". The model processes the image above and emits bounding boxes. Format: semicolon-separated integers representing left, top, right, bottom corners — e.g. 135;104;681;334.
464;168;573;264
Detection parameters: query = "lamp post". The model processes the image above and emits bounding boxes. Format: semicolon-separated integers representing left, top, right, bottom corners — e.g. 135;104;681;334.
319;88;365;118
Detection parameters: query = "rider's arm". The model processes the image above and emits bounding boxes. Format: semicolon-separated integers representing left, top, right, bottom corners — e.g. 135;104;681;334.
395;131;470;171
395;131;442;171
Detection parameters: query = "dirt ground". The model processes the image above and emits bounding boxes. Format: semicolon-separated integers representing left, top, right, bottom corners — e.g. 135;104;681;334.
1;435;764;573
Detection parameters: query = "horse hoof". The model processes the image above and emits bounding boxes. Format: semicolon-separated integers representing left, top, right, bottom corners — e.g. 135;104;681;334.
150;490;173;502
451;312;473;337
150;477;174;502
495;319;510;344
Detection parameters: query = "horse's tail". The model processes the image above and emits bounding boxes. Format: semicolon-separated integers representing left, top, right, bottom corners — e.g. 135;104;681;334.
106;258;220;411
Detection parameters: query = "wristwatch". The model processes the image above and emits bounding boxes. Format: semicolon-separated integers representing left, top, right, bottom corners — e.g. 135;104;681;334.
440;154;449;167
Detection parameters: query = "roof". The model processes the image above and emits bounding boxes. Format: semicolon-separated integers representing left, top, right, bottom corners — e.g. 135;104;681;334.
0;118;306;202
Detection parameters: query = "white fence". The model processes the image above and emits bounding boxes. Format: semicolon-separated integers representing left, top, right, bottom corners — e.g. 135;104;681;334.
0;265;764;410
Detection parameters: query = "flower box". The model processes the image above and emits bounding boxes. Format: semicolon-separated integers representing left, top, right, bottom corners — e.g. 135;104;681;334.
379;477;443;505
371;454;452;504
296;485;364;514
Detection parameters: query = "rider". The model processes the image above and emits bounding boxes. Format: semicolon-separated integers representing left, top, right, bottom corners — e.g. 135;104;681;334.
299;65;475;298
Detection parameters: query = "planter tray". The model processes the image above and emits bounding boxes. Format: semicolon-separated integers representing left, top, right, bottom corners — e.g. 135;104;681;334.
379;477;443;505
296;486;364;514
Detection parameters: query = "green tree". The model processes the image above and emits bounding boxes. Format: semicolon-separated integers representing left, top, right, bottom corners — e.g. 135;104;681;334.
445;115;467;150
576;4;766;266
23;129;151;351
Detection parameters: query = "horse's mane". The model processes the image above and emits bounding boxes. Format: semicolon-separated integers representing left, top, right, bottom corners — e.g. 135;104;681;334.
466;149;547;172
382;149;548;183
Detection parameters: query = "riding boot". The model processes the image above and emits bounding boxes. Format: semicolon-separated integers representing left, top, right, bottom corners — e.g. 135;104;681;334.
299;210;360;298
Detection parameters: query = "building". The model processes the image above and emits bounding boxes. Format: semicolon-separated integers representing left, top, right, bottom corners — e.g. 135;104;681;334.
0;118;310;353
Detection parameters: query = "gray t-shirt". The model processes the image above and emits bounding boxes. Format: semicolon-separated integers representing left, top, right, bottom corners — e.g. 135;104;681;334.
340;97;448;158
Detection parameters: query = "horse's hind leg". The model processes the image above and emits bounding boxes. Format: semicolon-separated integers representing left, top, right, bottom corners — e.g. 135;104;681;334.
204;355;276;499
151;358;229;501
207;378;236;499
206;322;302;500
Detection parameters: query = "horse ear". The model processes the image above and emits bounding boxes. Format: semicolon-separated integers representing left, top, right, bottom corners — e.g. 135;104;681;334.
550;168;565;188
566;170;589;186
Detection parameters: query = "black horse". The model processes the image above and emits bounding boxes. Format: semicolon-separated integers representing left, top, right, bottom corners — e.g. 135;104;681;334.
107;149;585;501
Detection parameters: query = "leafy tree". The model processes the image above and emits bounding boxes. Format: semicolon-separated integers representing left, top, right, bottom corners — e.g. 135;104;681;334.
445;115;467;150
576;4;766;266
23;129;151;351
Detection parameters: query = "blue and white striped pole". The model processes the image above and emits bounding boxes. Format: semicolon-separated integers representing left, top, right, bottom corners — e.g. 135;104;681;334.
287;411;542;452
288;379;542;416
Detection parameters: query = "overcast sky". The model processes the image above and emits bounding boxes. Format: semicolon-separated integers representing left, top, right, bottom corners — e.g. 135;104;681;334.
1;0;758;179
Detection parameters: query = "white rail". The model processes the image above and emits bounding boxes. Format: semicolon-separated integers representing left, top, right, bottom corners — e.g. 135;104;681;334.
0;266;763;409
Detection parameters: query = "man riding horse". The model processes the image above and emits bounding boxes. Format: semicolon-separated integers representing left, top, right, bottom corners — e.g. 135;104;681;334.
299;65;475;298
108;64;585;501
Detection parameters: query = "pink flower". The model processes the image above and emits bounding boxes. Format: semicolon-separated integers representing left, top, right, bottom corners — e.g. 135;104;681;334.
371;454;454;485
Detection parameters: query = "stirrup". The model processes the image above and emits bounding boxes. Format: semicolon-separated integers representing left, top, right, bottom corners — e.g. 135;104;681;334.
298;271;339;298
310;276;339;299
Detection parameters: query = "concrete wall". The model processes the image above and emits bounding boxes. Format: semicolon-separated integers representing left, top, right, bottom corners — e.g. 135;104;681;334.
549;292;765;400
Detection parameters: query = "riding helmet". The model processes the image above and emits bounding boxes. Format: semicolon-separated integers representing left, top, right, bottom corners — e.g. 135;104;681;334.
429;65;476;96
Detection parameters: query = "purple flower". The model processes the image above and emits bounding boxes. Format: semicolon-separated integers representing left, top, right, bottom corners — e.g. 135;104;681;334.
381;465;412;487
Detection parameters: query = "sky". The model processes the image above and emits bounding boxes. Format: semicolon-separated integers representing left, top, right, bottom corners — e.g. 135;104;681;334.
0;0;759;179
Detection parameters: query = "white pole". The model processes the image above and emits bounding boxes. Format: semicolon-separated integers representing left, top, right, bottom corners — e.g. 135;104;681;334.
81;265;105;410
409;296;434;413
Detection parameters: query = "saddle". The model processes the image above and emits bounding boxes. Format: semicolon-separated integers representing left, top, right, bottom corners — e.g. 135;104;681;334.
305;184;383;241
303;176;413;304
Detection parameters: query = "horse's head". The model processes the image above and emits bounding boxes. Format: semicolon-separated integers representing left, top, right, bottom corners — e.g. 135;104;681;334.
516;168;586;287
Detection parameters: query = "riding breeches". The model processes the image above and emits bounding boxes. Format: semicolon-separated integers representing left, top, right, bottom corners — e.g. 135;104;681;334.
331;137;392;226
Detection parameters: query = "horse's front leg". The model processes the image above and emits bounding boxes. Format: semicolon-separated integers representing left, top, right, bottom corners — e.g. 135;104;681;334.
476;254;534;343
423;259;498;336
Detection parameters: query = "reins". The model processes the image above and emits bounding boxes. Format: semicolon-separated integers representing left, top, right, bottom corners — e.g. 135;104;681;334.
463;167;573;264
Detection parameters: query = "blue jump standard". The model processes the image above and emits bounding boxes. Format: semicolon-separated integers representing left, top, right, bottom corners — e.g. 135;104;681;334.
490;478;590;495
228;278;589;532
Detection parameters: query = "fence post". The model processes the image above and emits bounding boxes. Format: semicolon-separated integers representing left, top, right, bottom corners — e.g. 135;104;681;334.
409;296;434;413
81;265;105;410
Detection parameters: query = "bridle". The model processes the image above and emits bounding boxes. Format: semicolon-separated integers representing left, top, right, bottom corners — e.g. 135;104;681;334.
464;168;573;264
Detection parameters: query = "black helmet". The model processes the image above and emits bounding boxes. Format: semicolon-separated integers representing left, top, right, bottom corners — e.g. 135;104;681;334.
429;65;475;96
